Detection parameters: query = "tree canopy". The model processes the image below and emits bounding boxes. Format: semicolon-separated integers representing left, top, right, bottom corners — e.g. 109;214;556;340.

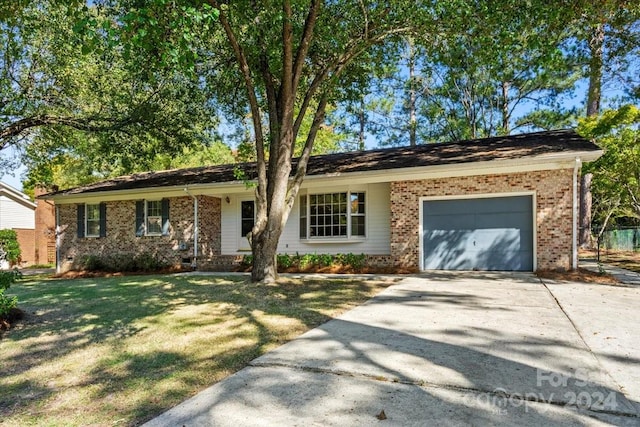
1;0;639;280
1;1;223;190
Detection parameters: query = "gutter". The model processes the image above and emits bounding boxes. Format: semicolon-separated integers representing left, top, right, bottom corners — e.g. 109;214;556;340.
184;188;198;270
573;157;582;270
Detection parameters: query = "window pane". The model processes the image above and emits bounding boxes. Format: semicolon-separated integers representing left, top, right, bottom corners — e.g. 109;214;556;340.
351;193;365;214
300;217;307;238
241;201;255;237
299;196;307;238
241;201;254;218
351;216;365;236
86;204;100;220
87;220;100;236
148;200;162;217
148;216;162;234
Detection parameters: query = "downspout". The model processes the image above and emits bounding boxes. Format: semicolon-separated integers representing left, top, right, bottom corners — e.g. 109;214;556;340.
55;205;61;274
184;188;199;270
573;157;582;270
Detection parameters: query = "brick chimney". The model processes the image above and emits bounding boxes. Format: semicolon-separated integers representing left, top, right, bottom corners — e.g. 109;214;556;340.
34;186;56;265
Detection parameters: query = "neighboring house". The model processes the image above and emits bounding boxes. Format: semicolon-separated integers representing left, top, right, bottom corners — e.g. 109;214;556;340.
41;130;602;273
0;182;36;266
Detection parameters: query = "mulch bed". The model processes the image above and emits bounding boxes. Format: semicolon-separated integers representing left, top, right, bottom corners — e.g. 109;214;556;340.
536;267;620;285
53;266;189;279
234;264;419;275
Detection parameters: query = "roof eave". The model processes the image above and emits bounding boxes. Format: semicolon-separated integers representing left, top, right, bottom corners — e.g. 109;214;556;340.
43;149;602;204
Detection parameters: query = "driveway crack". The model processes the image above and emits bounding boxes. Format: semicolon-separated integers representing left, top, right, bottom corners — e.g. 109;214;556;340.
538;277;634;414
249;360;639;418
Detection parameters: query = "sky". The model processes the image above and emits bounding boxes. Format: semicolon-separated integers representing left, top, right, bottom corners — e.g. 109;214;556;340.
0;147;25;192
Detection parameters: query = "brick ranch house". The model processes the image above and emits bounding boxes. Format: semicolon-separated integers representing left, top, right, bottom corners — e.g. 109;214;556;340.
41;129;602;273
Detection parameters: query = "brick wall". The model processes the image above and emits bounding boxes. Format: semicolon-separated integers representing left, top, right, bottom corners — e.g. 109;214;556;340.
34;187;56;265
390;169;574;271
14;228;35;265
58;196;221;271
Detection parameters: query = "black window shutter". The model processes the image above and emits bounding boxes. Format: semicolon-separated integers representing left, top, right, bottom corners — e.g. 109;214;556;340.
135;200;145;237
77;204;85;238
99;202;107;238
161;198;170;236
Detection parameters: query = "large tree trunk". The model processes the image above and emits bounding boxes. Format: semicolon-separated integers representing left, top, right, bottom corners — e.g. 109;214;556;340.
586;22;604;117
251;228;281;283
579;22;605;248
407;38;417;147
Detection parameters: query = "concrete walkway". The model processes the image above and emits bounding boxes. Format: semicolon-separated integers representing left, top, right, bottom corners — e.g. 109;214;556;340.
580;258;640;286
144;272;640;426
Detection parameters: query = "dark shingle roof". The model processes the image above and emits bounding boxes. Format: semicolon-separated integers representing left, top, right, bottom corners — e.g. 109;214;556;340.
43;129;599;197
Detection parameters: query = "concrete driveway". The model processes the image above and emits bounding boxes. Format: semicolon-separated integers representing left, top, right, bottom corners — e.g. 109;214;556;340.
144;273;640;426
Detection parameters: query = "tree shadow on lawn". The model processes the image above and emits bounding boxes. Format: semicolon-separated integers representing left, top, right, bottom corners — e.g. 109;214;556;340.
6;273;635;425
0;274;390;424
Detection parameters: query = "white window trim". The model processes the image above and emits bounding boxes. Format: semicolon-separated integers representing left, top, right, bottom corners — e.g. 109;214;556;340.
145;200;163;236
299;190;367;241
85;203;101;238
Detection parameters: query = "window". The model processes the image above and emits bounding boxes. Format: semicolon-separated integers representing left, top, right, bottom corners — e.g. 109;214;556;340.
350;192;366;236
136;199;169;236
146;200;163;235
300;191;365;239
299;196;307;238
85;204;101;237
77;203;106;238
241;201;255;237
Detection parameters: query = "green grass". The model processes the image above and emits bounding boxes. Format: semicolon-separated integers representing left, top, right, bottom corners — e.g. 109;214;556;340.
0;273;393;426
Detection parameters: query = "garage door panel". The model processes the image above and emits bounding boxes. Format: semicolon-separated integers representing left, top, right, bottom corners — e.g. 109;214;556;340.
422;196;534;271
471;229;521;252
474;213;531;229
423;230;474;270
426;214;477;230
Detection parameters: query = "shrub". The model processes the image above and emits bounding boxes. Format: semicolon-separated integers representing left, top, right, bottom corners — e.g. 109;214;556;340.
277;253;293;269
77;252;169;273
133;252;168;272
241;255;253;266
0;229;21;265
79;255;104;271
0;269;21;318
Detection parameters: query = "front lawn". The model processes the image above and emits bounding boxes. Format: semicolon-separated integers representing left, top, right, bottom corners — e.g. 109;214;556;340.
0;273;393;426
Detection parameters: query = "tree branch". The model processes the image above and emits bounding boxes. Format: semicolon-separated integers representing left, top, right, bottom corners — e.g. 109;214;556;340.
0;114;135;148
287;93;328;212
209;0;268;219
291;0;321;92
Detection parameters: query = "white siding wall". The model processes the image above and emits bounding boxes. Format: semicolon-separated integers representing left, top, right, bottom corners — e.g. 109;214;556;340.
0;196;35;229
220;183;391;255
